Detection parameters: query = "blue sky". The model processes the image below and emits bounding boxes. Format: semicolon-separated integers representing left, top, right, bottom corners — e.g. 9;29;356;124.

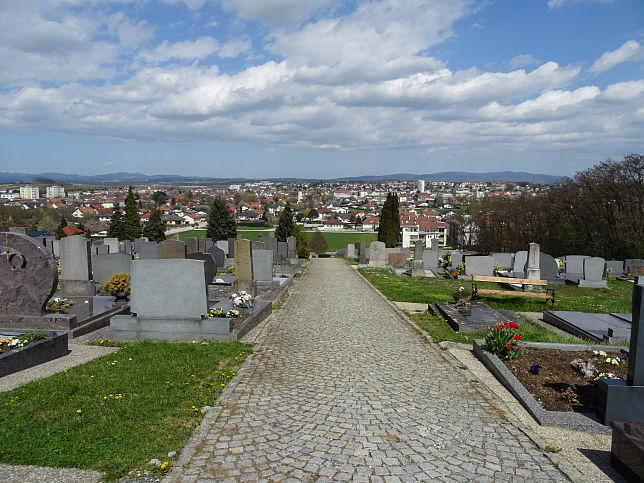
1;0;642;179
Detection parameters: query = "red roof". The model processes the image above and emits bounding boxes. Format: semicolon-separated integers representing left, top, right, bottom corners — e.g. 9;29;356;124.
62;225;86;237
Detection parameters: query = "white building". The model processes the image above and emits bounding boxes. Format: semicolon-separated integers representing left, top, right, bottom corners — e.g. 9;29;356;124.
417;180;425;193
46;185;65;198
19;185;39;199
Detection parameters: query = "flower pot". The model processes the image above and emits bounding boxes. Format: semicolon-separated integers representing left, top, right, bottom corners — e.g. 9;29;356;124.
111;291;129;302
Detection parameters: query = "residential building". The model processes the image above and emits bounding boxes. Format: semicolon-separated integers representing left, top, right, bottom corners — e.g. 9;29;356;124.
46;185;66;198
19;185;39;200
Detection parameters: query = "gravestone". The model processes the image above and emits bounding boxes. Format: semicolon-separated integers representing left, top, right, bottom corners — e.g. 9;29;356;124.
359;242;367;264
94;244;109;256
52;239;60;257
464;256;494;277
564;255;589;283
368;241;386;268
9;227;27;234
346;244;356;259
287;236;297;259
526;242;541;280
228;238;237;258
157;240;186;259
42;235;56;254
216;240;229;256
412;240;425;276
539;253;561;282
0;232;58;316
187;252;217;286
252;249;274;282
625;259;644;273
234;239;256;295
197;237;210;252
598;277;644;424
423;250;439;270
252;240;267;251
93;253;132;285
130;259;207;319
451;252;464;269
119;240;132;255
605;260;625;277
388;252;407;267
512;251;528;278
185;237;199;254
138;241;158;259
579;257;608;288
59;235;95;295
134;237;149;255
103;238;119;254
277;242;288;262
265;237;278;259
207;246;226;269
492;252;514;270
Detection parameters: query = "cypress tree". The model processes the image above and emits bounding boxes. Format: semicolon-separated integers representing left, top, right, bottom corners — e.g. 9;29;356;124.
55;217;67;240
206;196;237;241
377;192;401;247
107;205;125;239
123;186;142;241
309;231;329;253
295;225;310;258
275;202;296;241
142;208;167;242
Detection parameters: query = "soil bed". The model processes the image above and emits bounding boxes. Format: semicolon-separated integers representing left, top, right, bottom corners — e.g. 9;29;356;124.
502;347;627;413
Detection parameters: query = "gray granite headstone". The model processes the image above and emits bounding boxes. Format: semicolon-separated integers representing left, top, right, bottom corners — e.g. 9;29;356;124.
539;253;560;281
134;237;148;255
512;251;528;278
208;246;226;269
187;252;217;285
157;240;186;259
59;235;94;295
94;244;109;256
451;252;464;268
203;238;213;252
346;244;356;258
423;250;439;270
228;238;236;258
216;240;229;256
234;239;255;295
185;237;199;254
287;236;297;259
265;237;278;258
629;277;644;385
131;259;207;318
252;249;274;282
605;260;625;277
52;239;60;257
464;255;494;276
368;241;386;268
118;240;132;255
492;252;514;270
252;241;267;251
579;257;607;288
93;253;132;285
277;242;288;262
564;255;589;282
103;237;119;254
412;240;425;276
138;241;158;259
359;242;367;264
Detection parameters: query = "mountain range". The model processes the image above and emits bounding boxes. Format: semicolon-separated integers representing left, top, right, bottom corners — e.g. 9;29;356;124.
0;170;563;185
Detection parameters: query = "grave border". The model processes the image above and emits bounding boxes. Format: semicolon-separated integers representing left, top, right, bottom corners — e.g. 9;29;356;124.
0;331;69;377
473;338;628;434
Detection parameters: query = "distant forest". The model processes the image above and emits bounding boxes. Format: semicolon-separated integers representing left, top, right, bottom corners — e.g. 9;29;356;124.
460;154;643;259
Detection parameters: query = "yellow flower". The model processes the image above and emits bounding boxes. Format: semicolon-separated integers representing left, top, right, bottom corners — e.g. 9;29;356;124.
76;409;82;414
161;461;168;469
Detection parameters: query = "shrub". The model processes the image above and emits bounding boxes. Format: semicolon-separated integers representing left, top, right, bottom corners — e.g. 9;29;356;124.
103;273;131;295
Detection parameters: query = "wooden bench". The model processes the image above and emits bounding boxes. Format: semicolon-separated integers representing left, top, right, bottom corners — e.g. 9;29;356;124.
471;275;555;305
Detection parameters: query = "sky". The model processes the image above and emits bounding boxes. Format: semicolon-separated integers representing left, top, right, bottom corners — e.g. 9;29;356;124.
0;0;643;179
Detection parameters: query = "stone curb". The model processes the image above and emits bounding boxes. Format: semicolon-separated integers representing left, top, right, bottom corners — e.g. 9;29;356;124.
164;262;305;482
351;264;586;483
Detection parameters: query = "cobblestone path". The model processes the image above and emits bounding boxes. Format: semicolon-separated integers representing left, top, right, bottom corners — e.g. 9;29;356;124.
171;258;565;482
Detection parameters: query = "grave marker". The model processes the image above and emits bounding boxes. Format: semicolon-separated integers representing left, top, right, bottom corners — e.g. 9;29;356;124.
526;242;541;280
234;239;256;295
157;240;186;259
187;252;217;286
359;242;367;264
368;241;386;268
252;249;274;282
59;235;95;295
185;237;199;254
412;240;425;276
92;253;133;285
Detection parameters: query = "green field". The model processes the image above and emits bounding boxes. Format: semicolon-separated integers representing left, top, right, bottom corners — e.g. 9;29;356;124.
169;229;272;241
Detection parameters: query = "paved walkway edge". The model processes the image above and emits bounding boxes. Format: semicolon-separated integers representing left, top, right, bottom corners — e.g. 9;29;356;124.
164;274;303;483
353;264;583;483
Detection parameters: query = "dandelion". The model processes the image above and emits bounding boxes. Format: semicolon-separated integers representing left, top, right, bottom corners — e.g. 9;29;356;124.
76;409;82;414
161;461;169;469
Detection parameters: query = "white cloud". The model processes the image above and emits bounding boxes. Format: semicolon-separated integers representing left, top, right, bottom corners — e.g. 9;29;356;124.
509;54;540;69
221;0;339;27
589;40;644;74
139;36;219;63
547;0;612;9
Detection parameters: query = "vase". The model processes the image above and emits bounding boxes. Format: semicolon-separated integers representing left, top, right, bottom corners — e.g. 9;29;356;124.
111;291;129;302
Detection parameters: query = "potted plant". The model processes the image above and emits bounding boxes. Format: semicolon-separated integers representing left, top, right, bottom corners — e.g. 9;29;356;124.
103;273;131;301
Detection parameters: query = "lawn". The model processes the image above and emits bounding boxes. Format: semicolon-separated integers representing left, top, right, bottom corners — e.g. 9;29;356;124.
304;231;378;252
169;229;273;241
0;340;250;481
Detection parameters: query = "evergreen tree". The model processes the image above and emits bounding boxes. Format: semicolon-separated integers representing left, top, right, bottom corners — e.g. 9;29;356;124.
206;196;237;241
377;192;401;247
295;225;310;258
107;205;125;239
123;186;142;241
275;202;296;241
309;231;328;253
55;217;67;240
142;208;167;242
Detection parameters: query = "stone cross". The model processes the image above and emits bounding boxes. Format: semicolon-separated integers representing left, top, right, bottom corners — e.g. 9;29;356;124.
526;242;541;280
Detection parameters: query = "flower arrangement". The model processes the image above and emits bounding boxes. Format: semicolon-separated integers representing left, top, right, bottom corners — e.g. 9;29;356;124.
230;291;253;309
103;272;131;295
0;331;53;352
484;321;522;359
47;296;74;311
227;265;235;273
560;386;579;404
204;308;240;318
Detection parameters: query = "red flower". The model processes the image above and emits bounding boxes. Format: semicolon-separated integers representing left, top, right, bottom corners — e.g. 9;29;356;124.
498;324;504;329
507;343;513;348
508;322;519;329
513;335;521;341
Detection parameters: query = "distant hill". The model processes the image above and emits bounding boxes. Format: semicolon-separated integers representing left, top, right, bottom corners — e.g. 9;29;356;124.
0;170;563;185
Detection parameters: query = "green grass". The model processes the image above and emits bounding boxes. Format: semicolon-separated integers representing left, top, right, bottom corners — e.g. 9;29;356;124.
304;231;378;252
0;340;251;481
168;229;272;241
358;268;632;313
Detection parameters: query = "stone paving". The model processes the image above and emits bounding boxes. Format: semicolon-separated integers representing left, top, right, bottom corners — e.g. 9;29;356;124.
170;258;566;482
